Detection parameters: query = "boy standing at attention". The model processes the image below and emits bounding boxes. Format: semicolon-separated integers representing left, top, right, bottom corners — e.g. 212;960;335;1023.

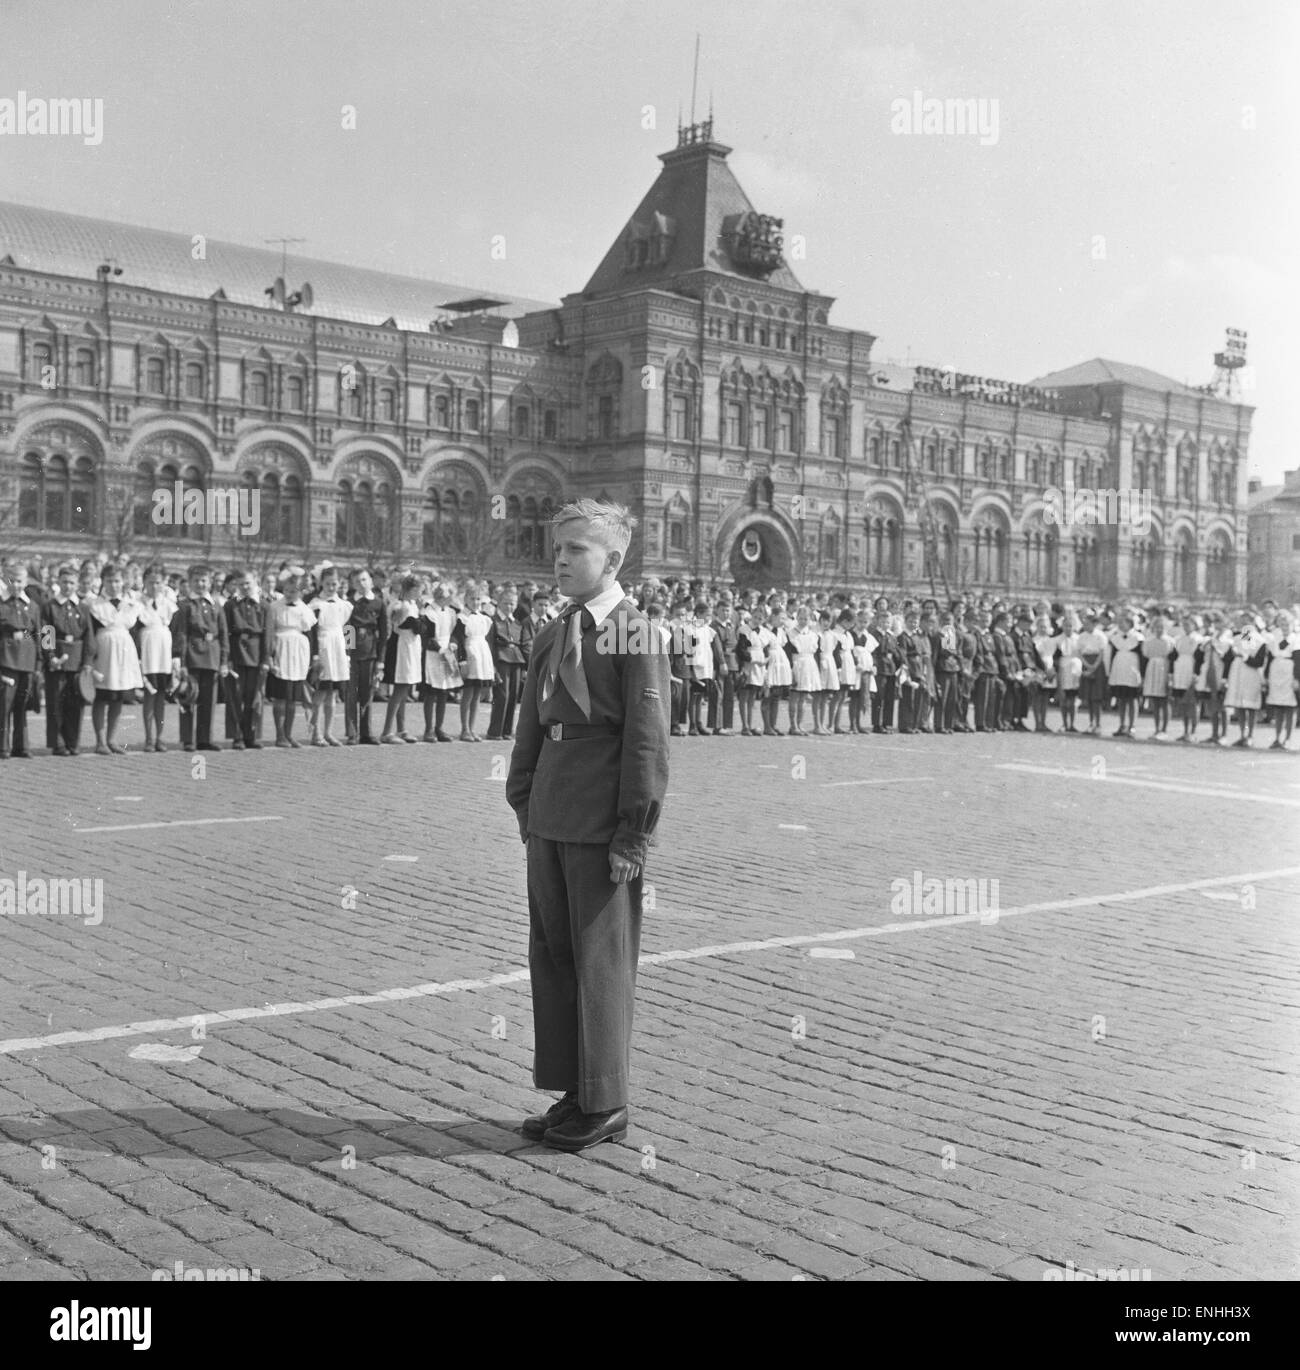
506;500;671;1151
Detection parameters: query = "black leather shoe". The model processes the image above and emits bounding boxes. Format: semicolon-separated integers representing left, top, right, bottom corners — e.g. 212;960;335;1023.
543;1106;628;1151
521;1091;580;1141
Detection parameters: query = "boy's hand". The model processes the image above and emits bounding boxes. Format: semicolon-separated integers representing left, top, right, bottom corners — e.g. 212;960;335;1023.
609;851;641;885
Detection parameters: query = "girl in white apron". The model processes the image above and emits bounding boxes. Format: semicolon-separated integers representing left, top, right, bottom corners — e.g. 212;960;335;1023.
786;607;820;737
453;595;495;741
763;608;793;736
420;583;462;742
265;574;316;747
1265;611;1298;749
1224;612;1268;747
309;567;353;746
1170;613;1204;742
133;563;174;752
380;576;424;743
1142;613;1176;739
87;566;144;754
831;612;859;734
1195;615;1232;745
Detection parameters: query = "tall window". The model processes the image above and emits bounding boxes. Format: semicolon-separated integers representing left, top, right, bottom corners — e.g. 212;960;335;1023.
378;387;396;422
751;406;769;450
146;357;166;394
597;395;614;439
243;468;305;544
285;375;304;410
136;461;205;539
434;394;451;428
821;415;842;459
248;370;269;407
185;362;205;399
74;347;97;386
723;401;743;446
670;394;690;440
464;398;481;431
543;408;558;440
777;408;794;453
514;404;530;438
31;341;54;384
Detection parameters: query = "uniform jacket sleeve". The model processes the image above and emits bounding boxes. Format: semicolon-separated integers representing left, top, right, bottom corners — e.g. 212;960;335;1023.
504;625;550;839
610;624;671;864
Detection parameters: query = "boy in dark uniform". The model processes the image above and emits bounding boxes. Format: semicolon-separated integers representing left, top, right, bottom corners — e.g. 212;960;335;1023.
345;568;387;744
224;570;266;749
506;500;670;1152
0;563;41;758
170;563;228;751
42;561;92;755
486;585;527;740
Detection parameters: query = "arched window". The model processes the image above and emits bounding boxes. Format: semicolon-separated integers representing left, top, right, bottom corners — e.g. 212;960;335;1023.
504;495;520;559
1130;534;1161;593
514;404;530;438
285;375;304;411
247;369;269;407
464;397;480;431
75;347;97;386
865;509;902;578
31;341;54;384
335;478;393;551
1206;534;1233;597
434;393;451;428
543;408;558;440
146;357;166;394
184;362;205;399
1173;533;1196;595
973;517;1009;583
144;462;206;539
378;387;396;422
1073;534;1097;588
18;453;41;527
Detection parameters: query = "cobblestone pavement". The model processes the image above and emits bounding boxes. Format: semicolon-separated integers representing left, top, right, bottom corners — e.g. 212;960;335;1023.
1;714;1297;1281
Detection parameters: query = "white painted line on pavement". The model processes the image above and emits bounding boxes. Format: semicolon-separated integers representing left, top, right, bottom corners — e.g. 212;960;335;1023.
820;777;932;788
778;823;808;830
995;763;1300;808
4;866;1298;1057
75;816;286;834
113;796;144;802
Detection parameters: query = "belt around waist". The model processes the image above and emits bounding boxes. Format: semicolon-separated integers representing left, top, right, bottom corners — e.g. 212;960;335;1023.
544;722;619;741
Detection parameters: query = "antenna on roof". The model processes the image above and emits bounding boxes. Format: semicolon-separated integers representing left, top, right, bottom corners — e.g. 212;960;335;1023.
690;33;700;126
265;236;305;278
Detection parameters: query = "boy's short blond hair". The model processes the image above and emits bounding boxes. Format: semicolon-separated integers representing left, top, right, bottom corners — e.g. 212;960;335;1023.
551;499;636;557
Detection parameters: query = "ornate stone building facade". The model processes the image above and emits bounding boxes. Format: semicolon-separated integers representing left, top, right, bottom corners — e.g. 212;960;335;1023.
0;125;1252;601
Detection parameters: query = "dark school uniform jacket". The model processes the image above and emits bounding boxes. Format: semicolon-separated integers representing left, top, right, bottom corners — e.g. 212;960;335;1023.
489;612;527;670
170;596;228;672
41;595;92;672
872;629;902;678
0;595;41;673
224;597;267;669
347;594;388;662
506;598;671;864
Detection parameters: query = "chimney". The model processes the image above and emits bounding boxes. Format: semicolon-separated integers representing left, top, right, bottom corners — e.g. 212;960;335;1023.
1248;476;1261;494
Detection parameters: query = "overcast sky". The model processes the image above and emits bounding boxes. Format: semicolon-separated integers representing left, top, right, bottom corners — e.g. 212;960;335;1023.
2;0;1295;481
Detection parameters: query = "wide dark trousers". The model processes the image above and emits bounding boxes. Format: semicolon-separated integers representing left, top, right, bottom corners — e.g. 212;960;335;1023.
0;669;31;754
936;671;959;731
871;676;896;730
487;662;523;738
178;668;217;747
974;674;1005;730
527;835;641;1113
229;665;263;745
346;656;377;740
45;670;84;750
708;670;739;730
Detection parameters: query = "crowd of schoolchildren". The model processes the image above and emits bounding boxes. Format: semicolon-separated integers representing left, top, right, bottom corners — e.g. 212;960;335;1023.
2;551;1298;757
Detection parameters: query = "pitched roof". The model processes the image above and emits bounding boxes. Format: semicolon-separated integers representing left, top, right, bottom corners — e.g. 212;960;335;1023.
0;200;553;330
1028;358;1196;393
582;133;807;297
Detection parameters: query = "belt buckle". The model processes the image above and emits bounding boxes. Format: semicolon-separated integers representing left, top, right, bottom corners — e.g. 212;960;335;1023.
548;722;563;742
